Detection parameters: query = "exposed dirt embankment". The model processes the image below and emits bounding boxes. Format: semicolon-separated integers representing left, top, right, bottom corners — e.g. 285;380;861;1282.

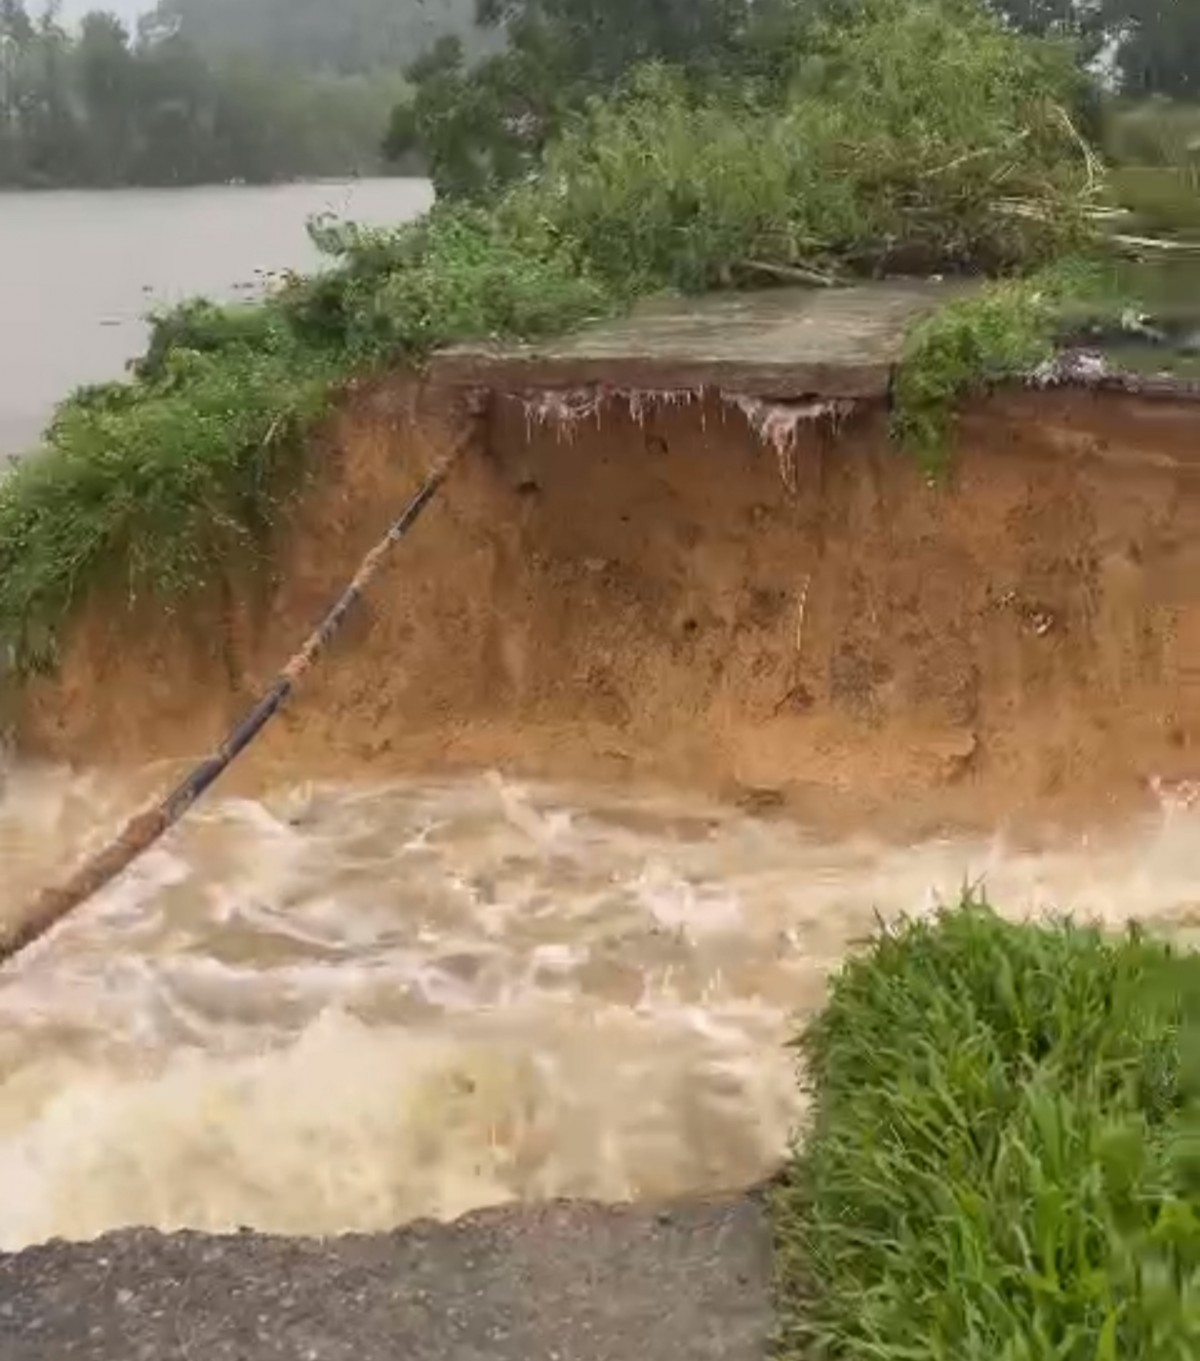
15;378;1200;831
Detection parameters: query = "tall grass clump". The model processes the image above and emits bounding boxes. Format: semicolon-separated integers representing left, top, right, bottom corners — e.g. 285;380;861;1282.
0;0;1105;672
893;261;1127;475
773;899;1200;1361
0;340;338;671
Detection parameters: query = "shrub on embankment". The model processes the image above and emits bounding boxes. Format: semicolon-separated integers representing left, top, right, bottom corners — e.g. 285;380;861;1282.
0;0;1104;673
773;902;1200;1360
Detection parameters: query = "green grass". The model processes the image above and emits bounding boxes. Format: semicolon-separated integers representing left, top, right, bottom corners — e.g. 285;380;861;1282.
892;263;1130;477
0;339;338;671
773;900;1200;1361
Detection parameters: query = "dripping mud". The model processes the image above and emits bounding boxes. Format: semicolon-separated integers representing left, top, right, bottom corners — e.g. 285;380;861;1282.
4;376;1200;1250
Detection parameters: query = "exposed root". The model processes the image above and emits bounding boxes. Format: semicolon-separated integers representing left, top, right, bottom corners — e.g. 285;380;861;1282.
730;397;857;493
521;389;605;440
514;387;858;494
518;387;701;441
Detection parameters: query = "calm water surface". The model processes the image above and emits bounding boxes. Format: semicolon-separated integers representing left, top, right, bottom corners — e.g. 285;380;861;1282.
0;178;432;458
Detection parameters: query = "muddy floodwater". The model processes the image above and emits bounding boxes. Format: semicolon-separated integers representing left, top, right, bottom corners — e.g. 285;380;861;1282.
1;763;1198;1251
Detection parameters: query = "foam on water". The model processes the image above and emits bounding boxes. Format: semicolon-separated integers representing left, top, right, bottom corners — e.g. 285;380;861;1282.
0;765;1198;1250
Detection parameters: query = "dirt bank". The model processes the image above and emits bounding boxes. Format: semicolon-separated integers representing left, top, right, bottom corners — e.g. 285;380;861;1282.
14;376;1200;832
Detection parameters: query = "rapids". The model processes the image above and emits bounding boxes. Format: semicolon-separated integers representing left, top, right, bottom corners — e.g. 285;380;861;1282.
1;762;1198;1251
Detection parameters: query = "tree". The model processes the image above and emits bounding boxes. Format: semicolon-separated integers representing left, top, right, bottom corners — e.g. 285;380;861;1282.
76;12;138;181
385;0;812;197
987;0;1200;96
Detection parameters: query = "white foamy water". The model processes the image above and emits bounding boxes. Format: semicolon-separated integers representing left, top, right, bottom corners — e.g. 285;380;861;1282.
0;764;1198;1251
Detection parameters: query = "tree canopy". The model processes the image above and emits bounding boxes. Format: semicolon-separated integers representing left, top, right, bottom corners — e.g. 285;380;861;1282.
387;0;1200;197
383;0;813;197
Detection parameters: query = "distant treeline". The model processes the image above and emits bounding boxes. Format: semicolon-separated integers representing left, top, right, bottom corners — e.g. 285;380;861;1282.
0;0;477;188
3;0;1199;191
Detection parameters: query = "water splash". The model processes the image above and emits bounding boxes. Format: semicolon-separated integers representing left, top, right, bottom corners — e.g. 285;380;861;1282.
0;765;1198;1250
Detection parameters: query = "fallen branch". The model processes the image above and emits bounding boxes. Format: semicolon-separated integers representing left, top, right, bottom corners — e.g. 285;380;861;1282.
737;258;841;288
1108;233;1200;255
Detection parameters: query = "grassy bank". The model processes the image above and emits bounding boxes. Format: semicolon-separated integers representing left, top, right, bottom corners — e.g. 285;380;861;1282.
0;0;1103;673
773;902;1200;1360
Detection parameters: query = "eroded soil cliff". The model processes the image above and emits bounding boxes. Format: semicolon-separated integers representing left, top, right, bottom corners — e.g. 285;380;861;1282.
16;378;1200;833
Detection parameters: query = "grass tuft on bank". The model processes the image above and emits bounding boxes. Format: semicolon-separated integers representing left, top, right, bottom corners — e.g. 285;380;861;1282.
773;900;1200;1361
892;261;1129;476
0;0;1106;671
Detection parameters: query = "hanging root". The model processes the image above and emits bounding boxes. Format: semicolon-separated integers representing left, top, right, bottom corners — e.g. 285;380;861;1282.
729;397;858;493
518;387;700;441
512;386;858;493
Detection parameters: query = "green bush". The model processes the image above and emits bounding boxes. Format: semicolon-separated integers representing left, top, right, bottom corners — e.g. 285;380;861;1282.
286;206;615;360
892;263;1121;476
0;343;335;668
508;0;1094;289
773;901;1200;1361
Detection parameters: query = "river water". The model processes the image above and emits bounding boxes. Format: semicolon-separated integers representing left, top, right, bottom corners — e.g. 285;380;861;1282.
0;178;432;459
2;182;1200;1254
1;763;1199;1251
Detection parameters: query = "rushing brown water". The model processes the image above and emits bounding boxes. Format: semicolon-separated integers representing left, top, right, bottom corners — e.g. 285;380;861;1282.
1;760;1199;1252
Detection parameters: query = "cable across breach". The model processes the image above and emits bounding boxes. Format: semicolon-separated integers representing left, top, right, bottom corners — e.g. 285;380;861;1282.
1;411;480;969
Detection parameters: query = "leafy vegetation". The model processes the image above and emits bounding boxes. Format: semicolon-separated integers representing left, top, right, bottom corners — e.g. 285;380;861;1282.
0;336;337;670
381;0;810;198
502;5;1094;292
388;0;1200;195
892;264;1128;475
773;900;1200;1361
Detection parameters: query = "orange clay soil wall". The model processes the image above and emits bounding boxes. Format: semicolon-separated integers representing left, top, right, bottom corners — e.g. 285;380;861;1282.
14;376;1200;834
